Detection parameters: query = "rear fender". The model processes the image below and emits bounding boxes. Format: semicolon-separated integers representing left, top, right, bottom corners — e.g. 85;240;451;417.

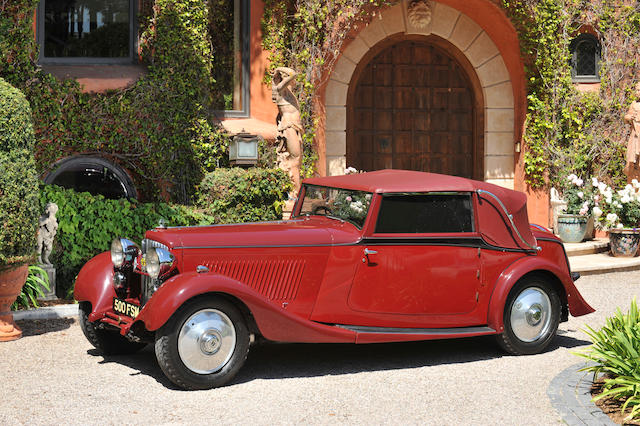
487;256;594;332
73;251;116;318
135;272;356;343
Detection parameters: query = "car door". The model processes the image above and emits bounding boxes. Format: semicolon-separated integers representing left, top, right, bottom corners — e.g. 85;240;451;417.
347;192;483;326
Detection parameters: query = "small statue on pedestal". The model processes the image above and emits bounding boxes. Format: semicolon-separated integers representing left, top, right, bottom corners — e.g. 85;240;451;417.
36;202;58;300
272;66;304;197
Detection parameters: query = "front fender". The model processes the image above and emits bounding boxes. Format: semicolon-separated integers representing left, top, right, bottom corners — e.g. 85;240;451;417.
73;251;116;318
134;272;355;344
487;256;594;332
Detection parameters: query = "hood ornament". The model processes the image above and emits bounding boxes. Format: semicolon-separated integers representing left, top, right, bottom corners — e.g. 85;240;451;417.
157;218;167;229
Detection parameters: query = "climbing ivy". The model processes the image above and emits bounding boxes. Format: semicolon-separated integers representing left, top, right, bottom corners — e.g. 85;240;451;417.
502;0;640;188
262;0;391;177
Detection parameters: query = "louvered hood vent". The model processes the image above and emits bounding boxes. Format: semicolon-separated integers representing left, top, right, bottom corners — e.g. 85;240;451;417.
202;259;305;301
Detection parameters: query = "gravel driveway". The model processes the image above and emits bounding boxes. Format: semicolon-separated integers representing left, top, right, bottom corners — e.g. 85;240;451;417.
1;270;639;425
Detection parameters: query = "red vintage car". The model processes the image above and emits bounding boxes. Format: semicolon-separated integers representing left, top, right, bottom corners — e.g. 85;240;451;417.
75;169;594;390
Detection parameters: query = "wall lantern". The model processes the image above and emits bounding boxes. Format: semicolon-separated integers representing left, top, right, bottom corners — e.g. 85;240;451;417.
229;130;259;166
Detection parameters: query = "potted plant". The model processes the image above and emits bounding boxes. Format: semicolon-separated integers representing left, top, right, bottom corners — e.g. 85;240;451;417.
0;78;40;341
557;174;595;243
593;179;640;257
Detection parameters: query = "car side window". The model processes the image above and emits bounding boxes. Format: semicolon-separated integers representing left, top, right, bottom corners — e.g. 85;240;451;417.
375;193;474;233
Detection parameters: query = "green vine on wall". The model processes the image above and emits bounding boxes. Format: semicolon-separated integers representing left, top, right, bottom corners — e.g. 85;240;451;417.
0;0;229;203
262;0;390;177
503;0;640;188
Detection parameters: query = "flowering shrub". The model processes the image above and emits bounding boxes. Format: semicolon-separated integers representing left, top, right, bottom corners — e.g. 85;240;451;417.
592;178;640;229
562;174;595;215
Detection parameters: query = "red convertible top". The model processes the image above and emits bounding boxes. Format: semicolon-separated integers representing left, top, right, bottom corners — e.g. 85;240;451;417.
303;170;536;250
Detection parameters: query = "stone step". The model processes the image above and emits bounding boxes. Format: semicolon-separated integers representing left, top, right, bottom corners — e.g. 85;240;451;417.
563;238;609;257
569;252;640;275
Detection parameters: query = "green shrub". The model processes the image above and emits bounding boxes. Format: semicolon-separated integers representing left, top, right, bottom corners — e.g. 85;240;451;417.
0;78;39;267
11;265;50;310
40;185;214;295
197;167;292;223
577;298;640;421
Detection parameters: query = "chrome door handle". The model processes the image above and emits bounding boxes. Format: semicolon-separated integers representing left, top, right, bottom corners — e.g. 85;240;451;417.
364;248;378;255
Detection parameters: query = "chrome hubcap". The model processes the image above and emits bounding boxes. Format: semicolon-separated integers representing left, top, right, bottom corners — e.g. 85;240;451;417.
510;287;551;342
178;309;236;374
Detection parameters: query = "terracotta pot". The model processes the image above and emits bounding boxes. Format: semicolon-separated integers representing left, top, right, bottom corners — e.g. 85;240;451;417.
609;229;640;257
0;263;28;342
557;214;591;243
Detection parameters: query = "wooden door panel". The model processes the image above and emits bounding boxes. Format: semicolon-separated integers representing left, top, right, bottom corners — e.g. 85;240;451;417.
348;39;479;178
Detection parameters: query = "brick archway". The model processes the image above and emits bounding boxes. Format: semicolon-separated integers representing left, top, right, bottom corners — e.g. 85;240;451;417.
324;0;516;189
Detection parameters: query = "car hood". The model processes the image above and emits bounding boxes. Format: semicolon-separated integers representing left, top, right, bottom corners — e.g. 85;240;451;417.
144;216;362;249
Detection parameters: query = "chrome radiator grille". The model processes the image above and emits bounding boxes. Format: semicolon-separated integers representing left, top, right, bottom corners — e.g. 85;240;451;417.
140;239;169;305
142;239;168;253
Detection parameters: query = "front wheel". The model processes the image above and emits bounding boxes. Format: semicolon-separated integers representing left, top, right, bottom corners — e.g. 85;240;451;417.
154;297;250;390
496;276;560;355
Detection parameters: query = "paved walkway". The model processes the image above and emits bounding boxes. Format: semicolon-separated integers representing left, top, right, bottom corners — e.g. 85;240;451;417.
1;271;638;425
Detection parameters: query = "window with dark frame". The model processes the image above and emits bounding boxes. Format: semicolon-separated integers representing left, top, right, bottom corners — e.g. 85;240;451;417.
38;0;136;64
570;33;601;83
210;0;250;117
375;193;474;234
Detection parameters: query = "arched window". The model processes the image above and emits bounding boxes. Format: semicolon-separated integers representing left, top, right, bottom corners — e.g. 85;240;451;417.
44;156;137;199
570;33;601;83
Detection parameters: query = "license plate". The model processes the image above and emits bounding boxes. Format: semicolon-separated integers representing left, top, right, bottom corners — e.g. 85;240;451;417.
113;298;140;318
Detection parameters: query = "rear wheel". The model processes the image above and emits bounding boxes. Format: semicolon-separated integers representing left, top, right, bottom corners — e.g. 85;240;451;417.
79;308;146;355
154;297;250;390
496;276;560;355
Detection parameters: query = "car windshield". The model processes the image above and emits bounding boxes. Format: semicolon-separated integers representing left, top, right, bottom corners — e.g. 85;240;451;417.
295;184;373;228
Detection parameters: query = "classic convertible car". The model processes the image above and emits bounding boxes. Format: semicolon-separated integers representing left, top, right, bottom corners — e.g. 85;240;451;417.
75;169;594;390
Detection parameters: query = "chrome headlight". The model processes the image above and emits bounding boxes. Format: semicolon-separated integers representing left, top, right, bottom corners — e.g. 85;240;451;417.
146;247;175;279
111;238;139;268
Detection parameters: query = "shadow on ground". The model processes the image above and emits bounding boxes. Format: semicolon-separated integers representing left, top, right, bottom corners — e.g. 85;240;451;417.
87;331;592;390
16;318;75;337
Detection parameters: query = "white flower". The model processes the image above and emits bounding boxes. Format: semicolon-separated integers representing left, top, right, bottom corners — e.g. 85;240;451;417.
617;223;624;229
633;179;640;189
606;213;619;223
567;174;577;182
365;194;371;201
579;207;588;215
592;177;599;186
577;191;584;199
593;206;603;218
575;178;583;187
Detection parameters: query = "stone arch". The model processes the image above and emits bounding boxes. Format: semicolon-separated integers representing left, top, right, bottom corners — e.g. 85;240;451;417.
324;0;516;189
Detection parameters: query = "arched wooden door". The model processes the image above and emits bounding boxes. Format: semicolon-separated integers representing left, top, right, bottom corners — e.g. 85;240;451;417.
347;37;483;179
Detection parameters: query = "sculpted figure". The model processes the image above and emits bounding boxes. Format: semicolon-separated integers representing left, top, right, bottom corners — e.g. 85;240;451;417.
37;202;59;265
625;82;640;171
407;0;432;28
272;67;304;196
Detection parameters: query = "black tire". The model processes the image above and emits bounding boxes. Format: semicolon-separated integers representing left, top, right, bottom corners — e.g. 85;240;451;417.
79;308;147;355
154;296;250;390
496;275;561;355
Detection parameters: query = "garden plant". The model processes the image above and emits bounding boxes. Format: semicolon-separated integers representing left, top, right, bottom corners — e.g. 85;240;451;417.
578;298;640;422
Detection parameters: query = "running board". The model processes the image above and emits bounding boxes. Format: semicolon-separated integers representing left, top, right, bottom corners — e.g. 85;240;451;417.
336;324;496;335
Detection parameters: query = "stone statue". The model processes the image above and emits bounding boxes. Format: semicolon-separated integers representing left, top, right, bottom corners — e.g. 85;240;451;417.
272;66;304;196
407;0;432;28
624;82;640;179
37;202;58;265
550;187;567;234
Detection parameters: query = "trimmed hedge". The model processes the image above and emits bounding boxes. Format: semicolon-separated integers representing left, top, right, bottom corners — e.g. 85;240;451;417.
40;185;213;296
197;168;292;223
0;78;39;266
